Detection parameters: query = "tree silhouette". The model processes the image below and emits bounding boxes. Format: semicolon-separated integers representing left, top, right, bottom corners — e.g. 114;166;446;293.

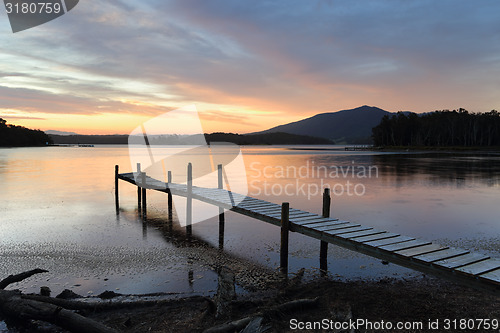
372;109;500;147
0;118;52;147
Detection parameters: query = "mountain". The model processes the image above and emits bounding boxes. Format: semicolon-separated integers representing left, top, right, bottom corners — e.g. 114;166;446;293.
253;105;392;144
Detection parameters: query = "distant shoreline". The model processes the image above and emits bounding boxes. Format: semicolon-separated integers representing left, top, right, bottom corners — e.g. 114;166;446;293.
284;146;500;153
0;144;50;148
48;132;333;145
378;145;500;152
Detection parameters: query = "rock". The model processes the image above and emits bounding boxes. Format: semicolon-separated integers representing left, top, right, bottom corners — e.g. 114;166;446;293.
98;290;122;299
40;286;51;297
56;289;83;299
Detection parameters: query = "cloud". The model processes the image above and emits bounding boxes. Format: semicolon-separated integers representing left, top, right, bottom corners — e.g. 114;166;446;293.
0;114;46;121
198;109;253;126
0;0;499;133
164;0;500;109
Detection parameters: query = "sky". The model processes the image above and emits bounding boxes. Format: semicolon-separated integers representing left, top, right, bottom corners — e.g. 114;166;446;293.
0;0;499;135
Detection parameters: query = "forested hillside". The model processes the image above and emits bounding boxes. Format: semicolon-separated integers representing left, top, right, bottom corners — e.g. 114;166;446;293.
372;109;500;147
0;118;52;147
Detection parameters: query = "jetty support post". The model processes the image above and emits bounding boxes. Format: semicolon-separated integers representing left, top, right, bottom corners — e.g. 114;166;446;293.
141;171;147;218
137;163;142;213
280;202;290;275
320;188;331;273
167;170;173;221
218;164;225;250
114;165;119;214
186;163;193;237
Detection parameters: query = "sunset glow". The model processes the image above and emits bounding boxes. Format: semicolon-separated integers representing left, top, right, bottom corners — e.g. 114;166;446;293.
1;1;499;134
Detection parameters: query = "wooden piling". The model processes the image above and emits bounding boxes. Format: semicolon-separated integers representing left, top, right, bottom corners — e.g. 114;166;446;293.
217;164;223;189
186;163;193;236
114;165;119;214
167;170;173;220
280;202;290;275
320;188;331;273
218;164;225;250
141;171;147;217
137;163;142;212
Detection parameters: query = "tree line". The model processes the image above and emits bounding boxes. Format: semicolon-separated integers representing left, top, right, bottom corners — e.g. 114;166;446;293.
0;118;52;146
372;109;500;147
50;132;333;145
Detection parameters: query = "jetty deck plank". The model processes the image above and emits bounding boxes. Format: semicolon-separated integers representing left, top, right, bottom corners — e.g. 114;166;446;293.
395;244;448;257
364;236;415;247
237;202;277;209
296;218;339;225
338;229;385;239
433;253;490;269
479;269;500;284
316;223;361;232
267;211;315;218
303;221;347;229
303;221;344;230
456;259;500;276
118;171;500;295
355;232;400;243
326;226;373;235
413;248;470;263
379;240;432;252
290;216;329;224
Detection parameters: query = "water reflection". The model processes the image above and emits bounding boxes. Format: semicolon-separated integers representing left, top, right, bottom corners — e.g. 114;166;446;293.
1;146;499;298
372;153;500;188
137;208;282;293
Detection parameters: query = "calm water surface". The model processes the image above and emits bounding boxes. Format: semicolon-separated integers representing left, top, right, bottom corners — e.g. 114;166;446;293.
0;145;499;297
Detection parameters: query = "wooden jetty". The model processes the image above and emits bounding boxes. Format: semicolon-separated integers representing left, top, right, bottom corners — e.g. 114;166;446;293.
115;164;500;295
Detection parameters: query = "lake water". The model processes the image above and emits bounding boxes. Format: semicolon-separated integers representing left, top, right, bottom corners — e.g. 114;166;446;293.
0;145;499;297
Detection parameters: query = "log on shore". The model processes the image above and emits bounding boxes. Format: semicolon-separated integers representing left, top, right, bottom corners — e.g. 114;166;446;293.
0;268;48;290
0;269;118;333
0;290;118;333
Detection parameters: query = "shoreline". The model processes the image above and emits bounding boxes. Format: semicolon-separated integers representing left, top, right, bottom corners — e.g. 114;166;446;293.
97;275;500;332
3;274;497;332
378;146;500;152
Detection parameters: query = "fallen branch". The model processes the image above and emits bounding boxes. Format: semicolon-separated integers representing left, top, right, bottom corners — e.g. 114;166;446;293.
0;268;48;289
22;294;212;311
0;290;118;333
0;269;118;333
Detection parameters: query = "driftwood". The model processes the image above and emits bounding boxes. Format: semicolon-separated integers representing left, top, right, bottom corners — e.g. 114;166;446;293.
203;297;319;333
0;269;118;333
22;293;212;311
240;317;270;333
0;268;48;289
0;291;118;333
